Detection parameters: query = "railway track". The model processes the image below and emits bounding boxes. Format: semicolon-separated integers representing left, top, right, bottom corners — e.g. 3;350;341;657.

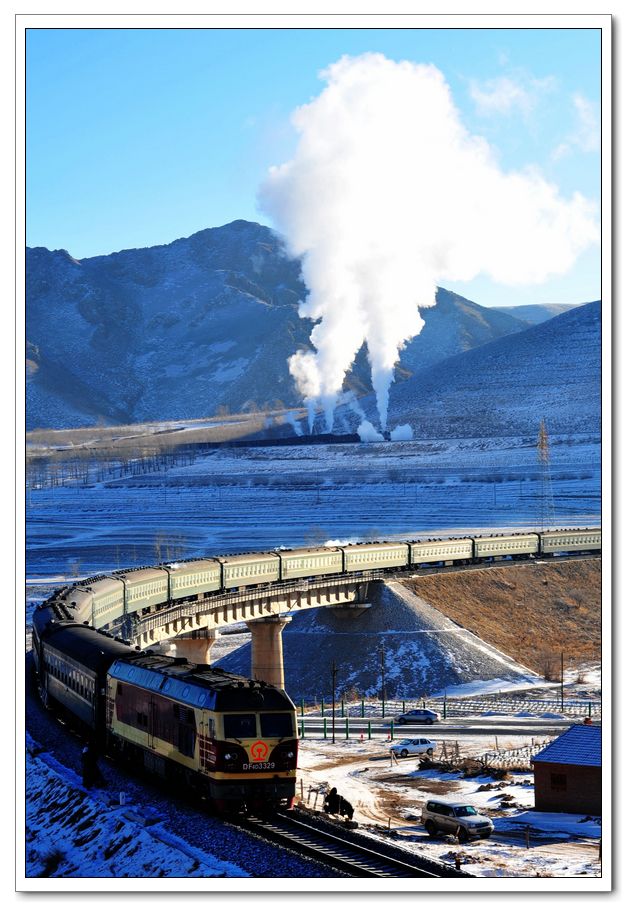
238;811;473;879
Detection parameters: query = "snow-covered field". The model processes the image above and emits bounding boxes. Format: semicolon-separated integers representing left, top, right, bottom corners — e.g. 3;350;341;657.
296;737;602;879
26;435;600;580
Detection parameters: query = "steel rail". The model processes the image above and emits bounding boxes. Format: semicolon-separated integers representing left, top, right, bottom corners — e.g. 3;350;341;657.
236;811;472;879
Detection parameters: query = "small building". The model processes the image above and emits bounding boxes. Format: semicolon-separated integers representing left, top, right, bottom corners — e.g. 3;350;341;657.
532;724;601;815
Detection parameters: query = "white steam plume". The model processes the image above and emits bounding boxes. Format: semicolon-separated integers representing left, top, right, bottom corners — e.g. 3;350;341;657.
390;424;413;442
259;54;599;431
357;420;385;443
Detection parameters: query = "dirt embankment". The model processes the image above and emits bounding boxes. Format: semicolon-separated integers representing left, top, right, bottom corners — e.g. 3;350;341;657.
404;558;601;677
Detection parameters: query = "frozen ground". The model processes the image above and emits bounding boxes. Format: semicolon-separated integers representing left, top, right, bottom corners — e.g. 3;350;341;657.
26;435;599;580
296;738;602;879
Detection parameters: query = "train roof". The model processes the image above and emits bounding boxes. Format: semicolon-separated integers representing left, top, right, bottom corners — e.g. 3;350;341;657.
165;559;221;574
114;567;168;585
44;623;137;675
217;553;280;565
542;528;601;536
32;603;75;635
408;536;473;545
277;546;342;556
108;655;294;712
73;577;124;596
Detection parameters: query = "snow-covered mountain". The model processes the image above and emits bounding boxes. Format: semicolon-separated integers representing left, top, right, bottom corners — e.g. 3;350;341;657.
26;221;528;430
493;302;582;325
378;300;600;438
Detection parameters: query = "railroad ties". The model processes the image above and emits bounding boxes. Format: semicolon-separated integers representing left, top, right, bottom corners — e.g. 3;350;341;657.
240;812;472;879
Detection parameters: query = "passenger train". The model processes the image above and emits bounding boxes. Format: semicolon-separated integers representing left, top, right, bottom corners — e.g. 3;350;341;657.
54;528;601;634
31;527;599;813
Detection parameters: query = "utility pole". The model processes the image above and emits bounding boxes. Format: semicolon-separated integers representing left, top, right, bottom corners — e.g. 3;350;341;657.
537;418;555;530
560;650;564;712
331;659;338;744
380;645;386;719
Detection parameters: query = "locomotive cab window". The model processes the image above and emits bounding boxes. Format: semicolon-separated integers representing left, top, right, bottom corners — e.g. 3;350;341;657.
260;713;294;737
223;713;257;738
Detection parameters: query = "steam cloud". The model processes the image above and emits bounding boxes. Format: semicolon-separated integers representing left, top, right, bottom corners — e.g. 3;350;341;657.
259;54;599;431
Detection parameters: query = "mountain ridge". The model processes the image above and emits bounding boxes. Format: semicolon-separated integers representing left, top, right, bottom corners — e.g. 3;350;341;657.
26;220;535;430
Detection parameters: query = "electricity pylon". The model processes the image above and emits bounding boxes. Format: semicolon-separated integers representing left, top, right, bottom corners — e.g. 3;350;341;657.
537;418;555;530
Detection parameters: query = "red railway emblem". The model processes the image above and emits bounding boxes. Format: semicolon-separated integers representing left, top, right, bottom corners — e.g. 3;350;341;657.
250;740;269;761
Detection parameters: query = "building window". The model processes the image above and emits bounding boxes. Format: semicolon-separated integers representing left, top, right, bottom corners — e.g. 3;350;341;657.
550;772;568;790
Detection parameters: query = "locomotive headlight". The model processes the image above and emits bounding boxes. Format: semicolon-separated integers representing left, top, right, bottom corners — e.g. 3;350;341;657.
224;753;237;761
285;751;294;759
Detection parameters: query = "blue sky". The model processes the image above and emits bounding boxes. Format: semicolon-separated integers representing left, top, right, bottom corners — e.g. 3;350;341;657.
26;27;601;305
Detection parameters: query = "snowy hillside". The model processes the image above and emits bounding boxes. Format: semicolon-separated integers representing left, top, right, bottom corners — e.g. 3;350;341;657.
27;222;527;430
216;583;545;700
345;301;600;439
493;302;581;325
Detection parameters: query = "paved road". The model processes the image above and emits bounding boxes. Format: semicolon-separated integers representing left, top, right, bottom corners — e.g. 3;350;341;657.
297;715;586;740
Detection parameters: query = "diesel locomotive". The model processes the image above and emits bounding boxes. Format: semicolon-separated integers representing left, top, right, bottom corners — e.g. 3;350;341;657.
31;605;298;813
31;527;600;811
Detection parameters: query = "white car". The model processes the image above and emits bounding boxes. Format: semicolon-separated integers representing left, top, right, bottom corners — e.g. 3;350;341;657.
390;737;437;758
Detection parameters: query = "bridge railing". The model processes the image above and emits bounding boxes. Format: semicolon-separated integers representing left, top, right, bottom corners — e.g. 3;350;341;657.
127;570;386;640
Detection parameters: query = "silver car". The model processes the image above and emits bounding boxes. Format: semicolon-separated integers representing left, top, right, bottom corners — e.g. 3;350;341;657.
421;800;494;842
396;708;440;725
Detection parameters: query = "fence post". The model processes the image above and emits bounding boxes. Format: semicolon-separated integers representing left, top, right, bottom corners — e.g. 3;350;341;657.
300;699;305;718
382;697;385;719
390;720;394;740
300;719;305;738
341;698;345;718
402;700;406;713
323;717;327;740
345;717;349;740
443;694;447;720
368;720;372;740
588;702;592;719
321;698;325;718
361;698;365;718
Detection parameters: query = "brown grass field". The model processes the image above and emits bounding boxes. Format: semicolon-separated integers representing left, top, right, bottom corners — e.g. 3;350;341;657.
25;408;308;461
404;557;601;677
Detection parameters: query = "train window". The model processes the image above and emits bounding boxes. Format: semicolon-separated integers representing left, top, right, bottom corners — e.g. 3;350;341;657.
260;713;293;737
223;714;257;738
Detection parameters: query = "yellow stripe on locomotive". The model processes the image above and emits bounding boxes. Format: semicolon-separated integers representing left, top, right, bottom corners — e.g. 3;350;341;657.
106;656;297;811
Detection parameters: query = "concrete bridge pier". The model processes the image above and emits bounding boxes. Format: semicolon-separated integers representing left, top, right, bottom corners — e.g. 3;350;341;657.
246;615;292;690
170;630;218;665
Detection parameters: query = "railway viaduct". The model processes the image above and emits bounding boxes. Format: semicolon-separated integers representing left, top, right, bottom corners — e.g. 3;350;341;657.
121;571;377;689
111;553;595;689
